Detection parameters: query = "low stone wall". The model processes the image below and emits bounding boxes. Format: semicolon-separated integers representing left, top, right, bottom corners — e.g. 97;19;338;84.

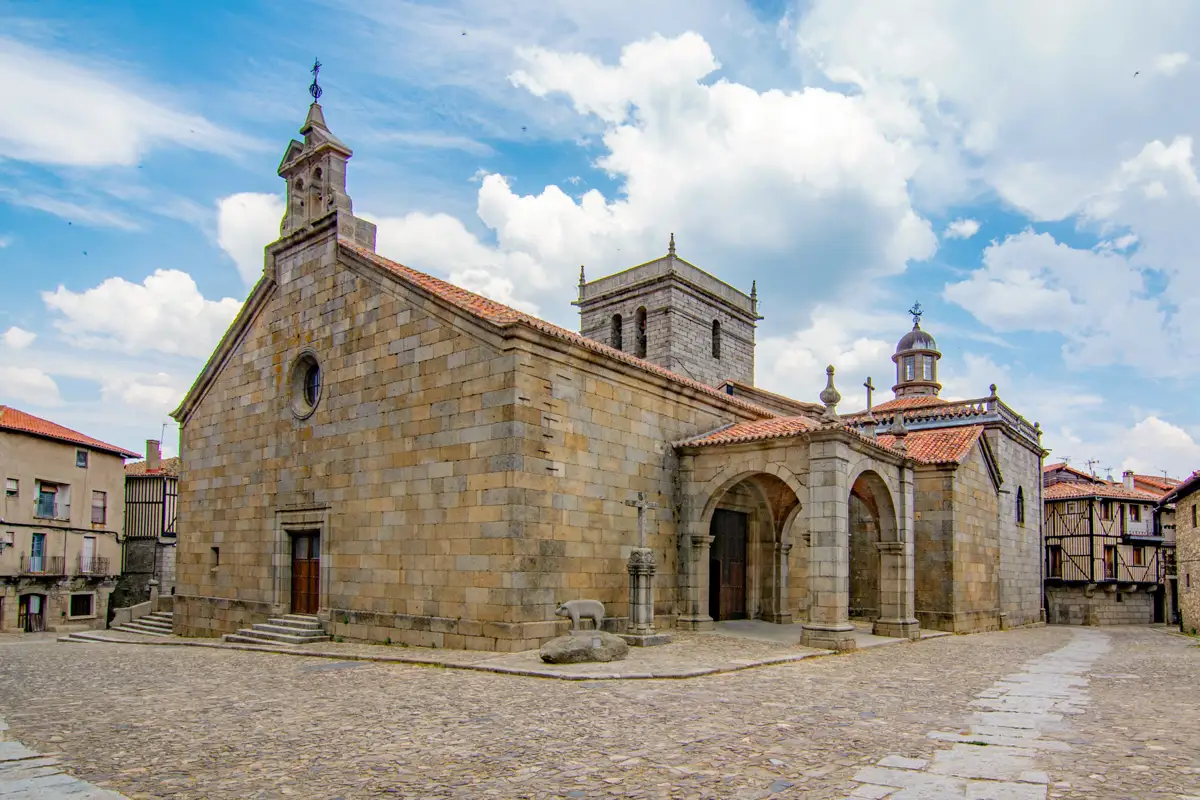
1046;585;1154;626
915;608;1002;633
173;594;276;637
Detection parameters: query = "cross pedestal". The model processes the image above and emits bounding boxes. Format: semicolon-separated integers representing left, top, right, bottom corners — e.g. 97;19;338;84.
622;492;672;647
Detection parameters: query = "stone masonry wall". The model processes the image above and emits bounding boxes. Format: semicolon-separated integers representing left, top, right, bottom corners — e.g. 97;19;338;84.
985;427;1044;628
913;466;954;631
176;234;533;650
1046;585;1154;625
950;445;1000;632
1178;493;1200;633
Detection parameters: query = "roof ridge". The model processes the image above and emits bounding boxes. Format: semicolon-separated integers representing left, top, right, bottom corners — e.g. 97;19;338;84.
0;405;141;458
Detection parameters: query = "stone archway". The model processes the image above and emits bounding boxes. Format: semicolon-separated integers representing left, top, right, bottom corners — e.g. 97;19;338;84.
848;470;898;621
686;470;803;627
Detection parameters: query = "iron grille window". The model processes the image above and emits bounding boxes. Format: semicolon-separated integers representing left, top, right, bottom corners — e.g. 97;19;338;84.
69;593;94;617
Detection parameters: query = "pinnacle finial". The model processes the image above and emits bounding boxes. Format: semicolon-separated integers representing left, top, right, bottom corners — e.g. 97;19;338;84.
309;58;323;102
751;280;757;300
820;365;841;420
579;265;586;286
989;383;998;397
909;300;923;328
668;232;676;256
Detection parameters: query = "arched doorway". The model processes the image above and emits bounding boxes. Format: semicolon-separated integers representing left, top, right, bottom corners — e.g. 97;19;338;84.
704;472;802;623
847;471;897;623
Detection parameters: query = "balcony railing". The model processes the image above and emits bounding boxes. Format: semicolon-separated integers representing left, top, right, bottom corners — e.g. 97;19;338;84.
77;556;111;575
19;555;65;575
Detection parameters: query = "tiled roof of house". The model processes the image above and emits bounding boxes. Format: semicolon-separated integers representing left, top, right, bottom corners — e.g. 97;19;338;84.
677;415;823;447
0;405;141;459
1043;463;1099;481
1044;481;1162;503
125;457;182;477
1161;470;1200;505
342;242;781;419
876;425;984;465
1132;474;1179;494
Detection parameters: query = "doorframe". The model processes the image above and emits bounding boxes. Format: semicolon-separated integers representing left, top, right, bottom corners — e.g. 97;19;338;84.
272;505;330;617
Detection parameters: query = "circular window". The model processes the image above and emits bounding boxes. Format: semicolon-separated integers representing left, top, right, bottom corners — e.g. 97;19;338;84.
290;351;322;419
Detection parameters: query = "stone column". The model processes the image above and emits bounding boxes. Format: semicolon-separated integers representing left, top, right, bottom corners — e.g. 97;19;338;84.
873;463;919;639
764;541;793;623
677;533;715;631
624;548;672;646
801;446;856;651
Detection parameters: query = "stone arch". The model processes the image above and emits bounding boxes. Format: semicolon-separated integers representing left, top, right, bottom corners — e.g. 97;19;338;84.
848;468;898;621
696;467;804;624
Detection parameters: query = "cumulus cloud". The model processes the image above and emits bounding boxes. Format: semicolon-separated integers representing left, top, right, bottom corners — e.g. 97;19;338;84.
99;372;186;414
1;327;35;350
943;218;980;239
0;366;62;407
216;193;285;285
0;37;258;167
42;270;242;358
1153;52;1189;76
1119;416;1200;477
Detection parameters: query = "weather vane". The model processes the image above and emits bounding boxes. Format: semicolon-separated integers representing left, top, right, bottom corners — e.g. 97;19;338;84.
309;58;323;102
909;301;923;327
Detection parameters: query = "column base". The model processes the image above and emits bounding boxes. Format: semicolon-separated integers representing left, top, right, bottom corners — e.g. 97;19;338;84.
676;614;714;631
801;624;857;651
621;632;673;647
872;618;920;640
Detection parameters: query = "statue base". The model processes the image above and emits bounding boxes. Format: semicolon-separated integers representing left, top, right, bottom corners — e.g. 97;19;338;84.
620;632;673;647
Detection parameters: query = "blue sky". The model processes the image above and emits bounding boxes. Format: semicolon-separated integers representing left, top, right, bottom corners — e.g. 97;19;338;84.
2;0;1199;478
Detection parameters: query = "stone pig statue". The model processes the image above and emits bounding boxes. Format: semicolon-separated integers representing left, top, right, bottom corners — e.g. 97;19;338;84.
555;599;605;631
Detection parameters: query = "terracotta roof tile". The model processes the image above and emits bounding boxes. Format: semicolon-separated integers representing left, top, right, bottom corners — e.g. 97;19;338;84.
867;395;950;413
877;425;983;465
341;242;777;418
678;416;822;447
1044;481;1161;503
125;456;181;477
1161;471;1200;505
1132;474;1179;494
0;406;141;459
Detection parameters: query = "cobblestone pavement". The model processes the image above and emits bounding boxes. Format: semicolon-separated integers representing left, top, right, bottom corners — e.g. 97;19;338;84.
0;626;1196;799
0;709;128;798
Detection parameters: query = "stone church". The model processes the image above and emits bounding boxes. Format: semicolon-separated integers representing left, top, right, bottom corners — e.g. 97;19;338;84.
171;97;1046;651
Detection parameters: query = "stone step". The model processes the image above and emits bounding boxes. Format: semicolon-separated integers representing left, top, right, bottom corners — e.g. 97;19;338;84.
225;628;329;646
275;615;323;628
112;623;171;637
253;623;325;637
122;620;173;633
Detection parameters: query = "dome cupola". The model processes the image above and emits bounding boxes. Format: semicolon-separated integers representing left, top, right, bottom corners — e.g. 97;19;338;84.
892;302;942;398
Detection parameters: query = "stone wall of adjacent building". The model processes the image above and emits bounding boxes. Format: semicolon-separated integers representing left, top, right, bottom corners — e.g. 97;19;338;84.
1046;585;1154;625
1177;492;1200;634
950;445;1001;631
985;426;1045;628
1;577;113;632
913;466;954;631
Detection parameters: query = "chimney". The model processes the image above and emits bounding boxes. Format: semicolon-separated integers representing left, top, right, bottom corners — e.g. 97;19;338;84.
146;440;161;472
1122;470;1134;490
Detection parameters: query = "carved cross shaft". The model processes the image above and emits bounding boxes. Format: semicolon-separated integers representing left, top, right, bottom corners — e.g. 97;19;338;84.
864;376;876;412
624;491;660;550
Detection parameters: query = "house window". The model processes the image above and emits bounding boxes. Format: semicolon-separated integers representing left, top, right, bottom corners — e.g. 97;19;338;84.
635;307;648;358
1132;546;1146;567
76;450;88;468
711;320;721;359
4;478;16;498
1103;546;1116;580
91;491;106;525
1067;502;1077;514
69;593;94;618
1101;500;1113;521
211;546;220;567
35;483;60;519
1048;545;1062;578
1130;504;1141;523
610;314;623;351
30;532;45;573
1016;486;1025;525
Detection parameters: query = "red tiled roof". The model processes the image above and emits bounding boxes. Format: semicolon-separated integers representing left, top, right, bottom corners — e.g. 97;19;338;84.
678;415;823;447
877;425;983;465
1132;474;1179;494
868;395;950;413
1043;463;1100;482
125;456;181;477
0;406;141;459
1161;471;1200;505
1044;481;1161;503
342;242;779;419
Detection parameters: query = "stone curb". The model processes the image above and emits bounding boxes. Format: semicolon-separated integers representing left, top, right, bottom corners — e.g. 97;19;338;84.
61;631;839;681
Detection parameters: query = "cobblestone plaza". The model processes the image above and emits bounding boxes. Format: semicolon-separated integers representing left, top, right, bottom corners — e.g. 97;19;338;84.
1;626;1197;798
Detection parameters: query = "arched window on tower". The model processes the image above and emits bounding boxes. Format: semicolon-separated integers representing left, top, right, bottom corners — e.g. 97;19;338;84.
611;314;623;351
635;307;648;358
712;320;722;359
1016;486;1026;525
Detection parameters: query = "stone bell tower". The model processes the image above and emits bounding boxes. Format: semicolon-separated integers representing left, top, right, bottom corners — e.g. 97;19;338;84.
275;59;375;252
892;302;942;399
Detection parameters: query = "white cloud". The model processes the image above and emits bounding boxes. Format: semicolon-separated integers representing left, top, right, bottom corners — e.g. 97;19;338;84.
0;37;258;167
1;327;35;350
216;193;285;285
0;190;141;230
41;270;242;358
1119;416;1200;477
99;372;185;414
0;366;62;407
943;218;980;239
1153;52;1189;76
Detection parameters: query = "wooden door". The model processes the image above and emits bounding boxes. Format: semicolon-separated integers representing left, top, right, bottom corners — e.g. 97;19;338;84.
291;532;320;615
18;594;45;633
709;509;748;620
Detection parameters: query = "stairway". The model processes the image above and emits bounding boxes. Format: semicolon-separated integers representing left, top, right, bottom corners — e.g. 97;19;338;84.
112;610;174;637
223;615;329;646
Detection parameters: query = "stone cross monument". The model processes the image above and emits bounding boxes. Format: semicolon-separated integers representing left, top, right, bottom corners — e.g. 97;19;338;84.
623;492;672;646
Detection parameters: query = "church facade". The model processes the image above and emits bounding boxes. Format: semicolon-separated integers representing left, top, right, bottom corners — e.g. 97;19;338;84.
171;99;1046;651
